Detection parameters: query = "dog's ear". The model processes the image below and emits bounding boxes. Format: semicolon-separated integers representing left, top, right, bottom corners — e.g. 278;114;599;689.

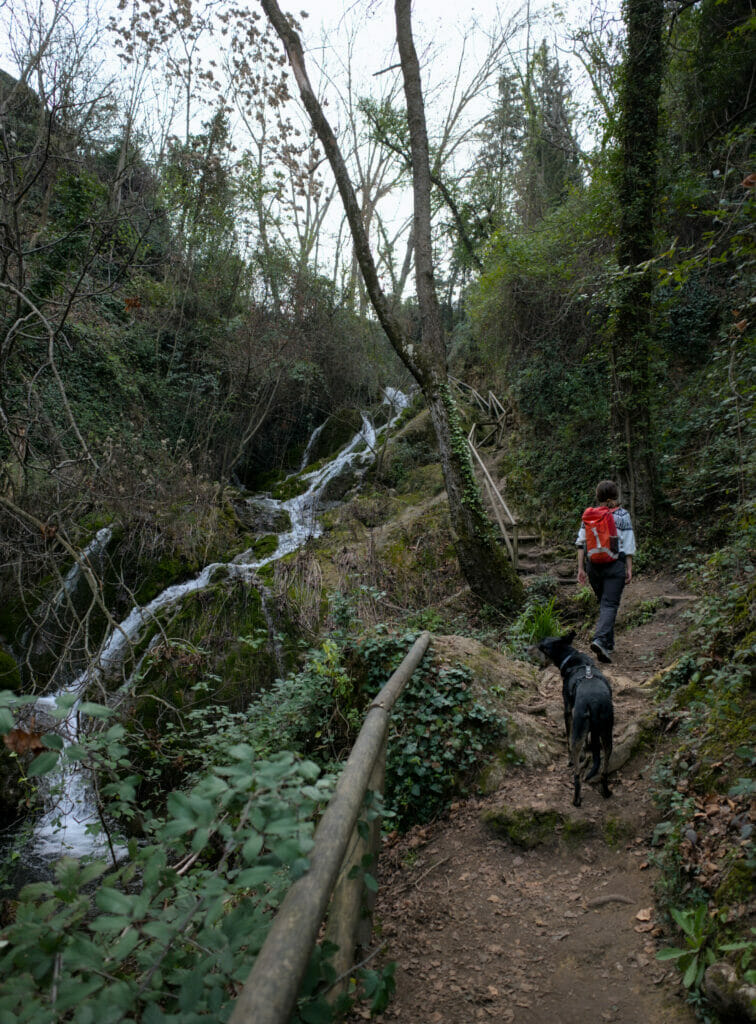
561;630;577;645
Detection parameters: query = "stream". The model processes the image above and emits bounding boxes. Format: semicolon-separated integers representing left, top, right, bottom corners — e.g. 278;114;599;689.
12;389;410;876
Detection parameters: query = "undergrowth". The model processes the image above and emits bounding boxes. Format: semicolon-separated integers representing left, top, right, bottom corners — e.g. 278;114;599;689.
650;507;755;1019
0;624;504;1022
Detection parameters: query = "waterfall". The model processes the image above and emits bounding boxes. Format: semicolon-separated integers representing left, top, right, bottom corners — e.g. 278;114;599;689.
21;390;410;867
299;420;326;470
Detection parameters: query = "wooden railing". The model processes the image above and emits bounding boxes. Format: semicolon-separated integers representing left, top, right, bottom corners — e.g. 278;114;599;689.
466;423;519;570
449;377;510;447
448;378;519;568
229;631;432;1024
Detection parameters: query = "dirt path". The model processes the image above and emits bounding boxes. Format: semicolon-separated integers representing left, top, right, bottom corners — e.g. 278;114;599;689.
351;573;698;1024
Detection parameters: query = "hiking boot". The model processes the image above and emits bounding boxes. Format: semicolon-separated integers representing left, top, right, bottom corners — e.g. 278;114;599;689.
590;639;612;664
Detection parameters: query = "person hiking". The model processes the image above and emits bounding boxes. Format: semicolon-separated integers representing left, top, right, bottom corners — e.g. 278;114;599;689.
576;480;636;664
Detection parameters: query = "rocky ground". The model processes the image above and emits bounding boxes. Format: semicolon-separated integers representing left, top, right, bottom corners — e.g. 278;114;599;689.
349;571;701;1024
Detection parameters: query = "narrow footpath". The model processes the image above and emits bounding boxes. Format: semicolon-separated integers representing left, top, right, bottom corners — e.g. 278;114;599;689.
352;573;699;1024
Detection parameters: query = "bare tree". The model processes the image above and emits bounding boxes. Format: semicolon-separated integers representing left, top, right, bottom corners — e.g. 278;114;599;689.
260;0;523;609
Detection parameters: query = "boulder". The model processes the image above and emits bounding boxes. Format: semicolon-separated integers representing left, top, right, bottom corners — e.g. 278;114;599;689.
234;497;292;535
704;961;756;1022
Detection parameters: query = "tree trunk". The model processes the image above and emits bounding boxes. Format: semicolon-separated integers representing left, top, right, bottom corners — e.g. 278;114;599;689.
259;0;523;609
611;0;665;518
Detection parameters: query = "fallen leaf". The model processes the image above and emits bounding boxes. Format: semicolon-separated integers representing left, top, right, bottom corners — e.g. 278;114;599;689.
3;727;47;755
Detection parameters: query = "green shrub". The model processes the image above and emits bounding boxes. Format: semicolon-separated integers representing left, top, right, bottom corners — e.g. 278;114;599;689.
506;597;563;657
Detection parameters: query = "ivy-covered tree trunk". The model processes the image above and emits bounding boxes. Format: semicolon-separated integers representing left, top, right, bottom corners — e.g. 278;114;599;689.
611;0;665;517
393;0;522;609
260;0;523;609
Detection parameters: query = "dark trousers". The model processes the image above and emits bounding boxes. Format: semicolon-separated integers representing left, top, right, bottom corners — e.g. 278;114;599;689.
587;558;626;650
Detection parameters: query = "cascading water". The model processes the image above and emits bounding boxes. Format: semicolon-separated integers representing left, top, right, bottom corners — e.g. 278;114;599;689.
20;389;410;870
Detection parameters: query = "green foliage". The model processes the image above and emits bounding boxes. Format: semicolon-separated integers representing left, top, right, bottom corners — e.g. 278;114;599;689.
650;522;755;1012
656;905;719;990
354;631;507;829
506;596;562;658
377;435;438;490
0;749;333;1023
621;597;662;630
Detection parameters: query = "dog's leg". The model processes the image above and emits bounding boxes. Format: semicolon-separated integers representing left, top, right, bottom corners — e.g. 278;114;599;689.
571;729;587;808
562;680;572;759
600;731;613;799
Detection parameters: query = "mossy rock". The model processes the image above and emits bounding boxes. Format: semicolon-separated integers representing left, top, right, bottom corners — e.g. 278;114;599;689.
233;498;292;535
602;815;634;848
272;472;312;502
482;803;595;848
391;407;437;449
320;463;359;503
715;858;755;905
133;553;196;606
0;594;29;645
309;408;363;462
376;410;440;491
347;492;394;528
250;534;279;560
0;646;21;690
396;462;445;497
130;578;285;731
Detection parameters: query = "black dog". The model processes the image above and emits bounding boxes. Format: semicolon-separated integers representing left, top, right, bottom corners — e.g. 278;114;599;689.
538;631;614;807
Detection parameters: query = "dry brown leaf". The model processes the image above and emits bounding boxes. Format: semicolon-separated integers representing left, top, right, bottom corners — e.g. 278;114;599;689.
3;727;47;755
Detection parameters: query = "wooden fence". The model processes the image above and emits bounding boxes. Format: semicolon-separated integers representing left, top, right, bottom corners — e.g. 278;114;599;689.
229;631;432;1024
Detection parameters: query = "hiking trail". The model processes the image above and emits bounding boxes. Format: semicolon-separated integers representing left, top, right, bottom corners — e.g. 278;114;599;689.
350;570;699;1024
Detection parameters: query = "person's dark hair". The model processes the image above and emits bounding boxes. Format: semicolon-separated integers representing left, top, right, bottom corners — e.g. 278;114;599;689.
596;479;620;504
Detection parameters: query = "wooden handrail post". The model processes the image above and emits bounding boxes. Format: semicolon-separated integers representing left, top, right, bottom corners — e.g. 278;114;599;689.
324;740;386;1005
230;632;431;1024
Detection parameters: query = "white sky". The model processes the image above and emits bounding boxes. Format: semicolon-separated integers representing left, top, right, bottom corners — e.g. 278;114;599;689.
0;0;622;287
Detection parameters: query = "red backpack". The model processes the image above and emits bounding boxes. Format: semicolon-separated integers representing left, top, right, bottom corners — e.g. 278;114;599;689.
582;506;619;563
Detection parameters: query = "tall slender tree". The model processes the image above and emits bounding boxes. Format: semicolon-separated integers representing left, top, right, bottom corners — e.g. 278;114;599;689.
259;0;523;610
610;0;665;516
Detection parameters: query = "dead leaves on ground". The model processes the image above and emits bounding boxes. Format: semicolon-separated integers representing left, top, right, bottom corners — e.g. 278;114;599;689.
679;792;754;894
